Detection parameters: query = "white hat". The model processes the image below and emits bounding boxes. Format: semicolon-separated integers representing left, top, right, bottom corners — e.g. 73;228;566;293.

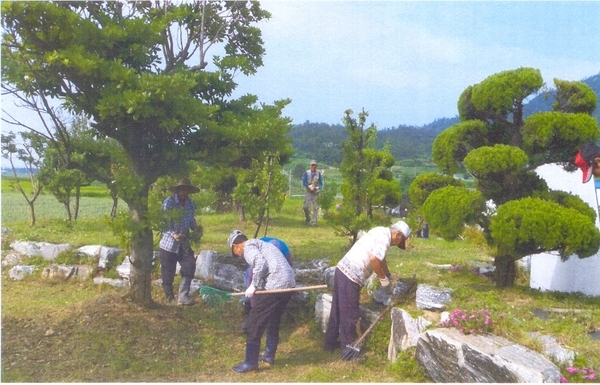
310;160;317;165
227;229;246;250
391;220;411;249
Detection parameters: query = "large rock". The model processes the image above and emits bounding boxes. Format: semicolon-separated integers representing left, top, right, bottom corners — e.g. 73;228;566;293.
9;265;35;280
415;328;561;383
10;241;71;261
41;264;94;280
388;308;432;362
527;332;574;366
416;284;452;311
315;293;332;332
77;245;122;269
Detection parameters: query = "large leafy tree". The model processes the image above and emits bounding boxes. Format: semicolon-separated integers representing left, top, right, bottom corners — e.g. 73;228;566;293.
1;1;277;306
412;67;600;287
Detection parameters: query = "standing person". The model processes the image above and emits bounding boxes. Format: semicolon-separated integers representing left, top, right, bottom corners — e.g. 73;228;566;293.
228;230;296;373
575;142;600;183
158;178;200;305
241;235;293;366
302;159;323;227
324;220;411;360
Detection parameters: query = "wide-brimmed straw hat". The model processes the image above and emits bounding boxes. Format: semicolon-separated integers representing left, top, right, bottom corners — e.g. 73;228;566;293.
169;178;200;193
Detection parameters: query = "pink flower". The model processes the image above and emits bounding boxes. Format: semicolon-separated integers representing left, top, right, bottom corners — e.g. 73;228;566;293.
566;367;579;374
560;376;569;383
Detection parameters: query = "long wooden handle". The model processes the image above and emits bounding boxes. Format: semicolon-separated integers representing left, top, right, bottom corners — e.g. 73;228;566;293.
352;276;417;347
230;284;328;297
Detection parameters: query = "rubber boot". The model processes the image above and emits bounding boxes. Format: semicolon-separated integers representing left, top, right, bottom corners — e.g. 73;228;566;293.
258;334;278;366
162;283;175;302
177;276;195;306
232;342;260;373
303;208;310;225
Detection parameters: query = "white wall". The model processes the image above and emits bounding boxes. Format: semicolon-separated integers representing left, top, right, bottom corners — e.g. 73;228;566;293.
529;164;600;297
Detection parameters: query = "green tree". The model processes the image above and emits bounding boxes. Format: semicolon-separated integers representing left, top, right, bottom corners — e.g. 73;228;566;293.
333;109;400;243
413;67;600;287
1;1;275;306
0;131;44;226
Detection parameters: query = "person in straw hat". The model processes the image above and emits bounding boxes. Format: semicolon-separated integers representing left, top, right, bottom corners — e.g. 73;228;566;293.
158;178;200;305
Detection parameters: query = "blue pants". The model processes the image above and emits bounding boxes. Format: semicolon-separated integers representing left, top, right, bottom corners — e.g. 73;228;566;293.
324;268;361;351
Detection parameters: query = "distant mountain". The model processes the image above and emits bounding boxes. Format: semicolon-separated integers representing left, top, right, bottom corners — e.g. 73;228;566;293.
290;73;600;164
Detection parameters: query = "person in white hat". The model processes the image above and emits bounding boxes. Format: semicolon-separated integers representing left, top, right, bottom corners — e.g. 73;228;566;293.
302;159;323;227
158;178;200;305
324;220;410;360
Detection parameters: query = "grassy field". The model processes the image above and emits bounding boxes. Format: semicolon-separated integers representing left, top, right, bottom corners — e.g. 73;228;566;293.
2;185;600;382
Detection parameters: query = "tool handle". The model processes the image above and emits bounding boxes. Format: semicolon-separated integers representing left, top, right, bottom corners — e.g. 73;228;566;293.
353;276;417;347
229;284;328;297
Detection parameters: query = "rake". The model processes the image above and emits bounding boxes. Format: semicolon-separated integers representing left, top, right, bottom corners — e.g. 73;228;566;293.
341;275;417;361
199;284;328;309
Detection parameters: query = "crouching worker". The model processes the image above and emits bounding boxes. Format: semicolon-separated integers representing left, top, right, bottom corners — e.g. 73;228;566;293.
324;220;411;360
228;230;296;373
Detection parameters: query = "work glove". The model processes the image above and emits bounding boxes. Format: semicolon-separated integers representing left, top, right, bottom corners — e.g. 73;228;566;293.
245;284;256;298
379;276;390;287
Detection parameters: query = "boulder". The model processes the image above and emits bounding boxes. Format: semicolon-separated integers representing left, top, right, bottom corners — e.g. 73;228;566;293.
10;241;71;261
415;328;561;383
2;252;24;267
93;277;129;287
527;332;574;366
388;308;432;362
77;245;122;270
416;284;452;311
9;265;35;280
315;293;332;332
41;264;94;280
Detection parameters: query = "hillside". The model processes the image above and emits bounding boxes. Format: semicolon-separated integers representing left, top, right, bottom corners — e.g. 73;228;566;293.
291;73;600;164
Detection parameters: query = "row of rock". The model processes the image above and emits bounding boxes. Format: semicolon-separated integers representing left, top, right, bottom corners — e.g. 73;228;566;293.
2;237;571;382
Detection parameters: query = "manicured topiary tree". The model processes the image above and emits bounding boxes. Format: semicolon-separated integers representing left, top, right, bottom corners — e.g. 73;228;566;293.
411;67;600;287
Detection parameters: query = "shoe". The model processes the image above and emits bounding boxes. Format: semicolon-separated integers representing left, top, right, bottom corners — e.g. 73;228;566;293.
232;342;259;373
258;354;274;365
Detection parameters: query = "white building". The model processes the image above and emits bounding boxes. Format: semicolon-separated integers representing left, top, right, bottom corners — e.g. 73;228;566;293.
529;164;600;296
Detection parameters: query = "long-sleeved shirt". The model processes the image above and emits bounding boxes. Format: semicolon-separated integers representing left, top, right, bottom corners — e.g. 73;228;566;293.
159;194;197;253
243;239;295;290
302;169;323;191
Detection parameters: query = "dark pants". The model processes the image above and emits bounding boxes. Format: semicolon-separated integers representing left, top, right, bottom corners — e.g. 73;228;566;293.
324;268;361;351
244;292;292;346
159;247;196;286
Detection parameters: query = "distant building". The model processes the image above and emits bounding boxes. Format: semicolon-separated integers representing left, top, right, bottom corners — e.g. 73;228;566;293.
528;164;600;297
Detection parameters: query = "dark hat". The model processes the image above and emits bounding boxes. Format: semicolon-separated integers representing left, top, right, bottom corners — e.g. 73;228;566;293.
169;178;200;193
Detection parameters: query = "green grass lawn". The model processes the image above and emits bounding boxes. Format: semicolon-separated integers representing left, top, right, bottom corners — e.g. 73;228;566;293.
2;189;599;382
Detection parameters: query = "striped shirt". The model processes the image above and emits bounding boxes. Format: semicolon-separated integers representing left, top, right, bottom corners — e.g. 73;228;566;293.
159;194;197;253
243;239;295;290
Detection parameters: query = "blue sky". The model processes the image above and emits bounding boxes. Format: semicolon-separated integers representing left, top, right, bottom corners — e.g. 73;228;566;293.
232;1;600;128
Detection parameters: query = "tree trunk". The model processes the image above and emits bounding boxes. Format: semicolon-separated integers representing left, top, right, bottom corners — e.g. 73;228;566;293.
27;200;36;226
110;190;119;218
74;185;81;220
127;190;156;307
494;255;516;288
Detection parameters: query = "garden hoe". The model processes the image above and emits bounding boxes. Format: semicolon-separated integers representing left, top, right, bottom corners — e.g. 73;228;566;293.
341;274;417;361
